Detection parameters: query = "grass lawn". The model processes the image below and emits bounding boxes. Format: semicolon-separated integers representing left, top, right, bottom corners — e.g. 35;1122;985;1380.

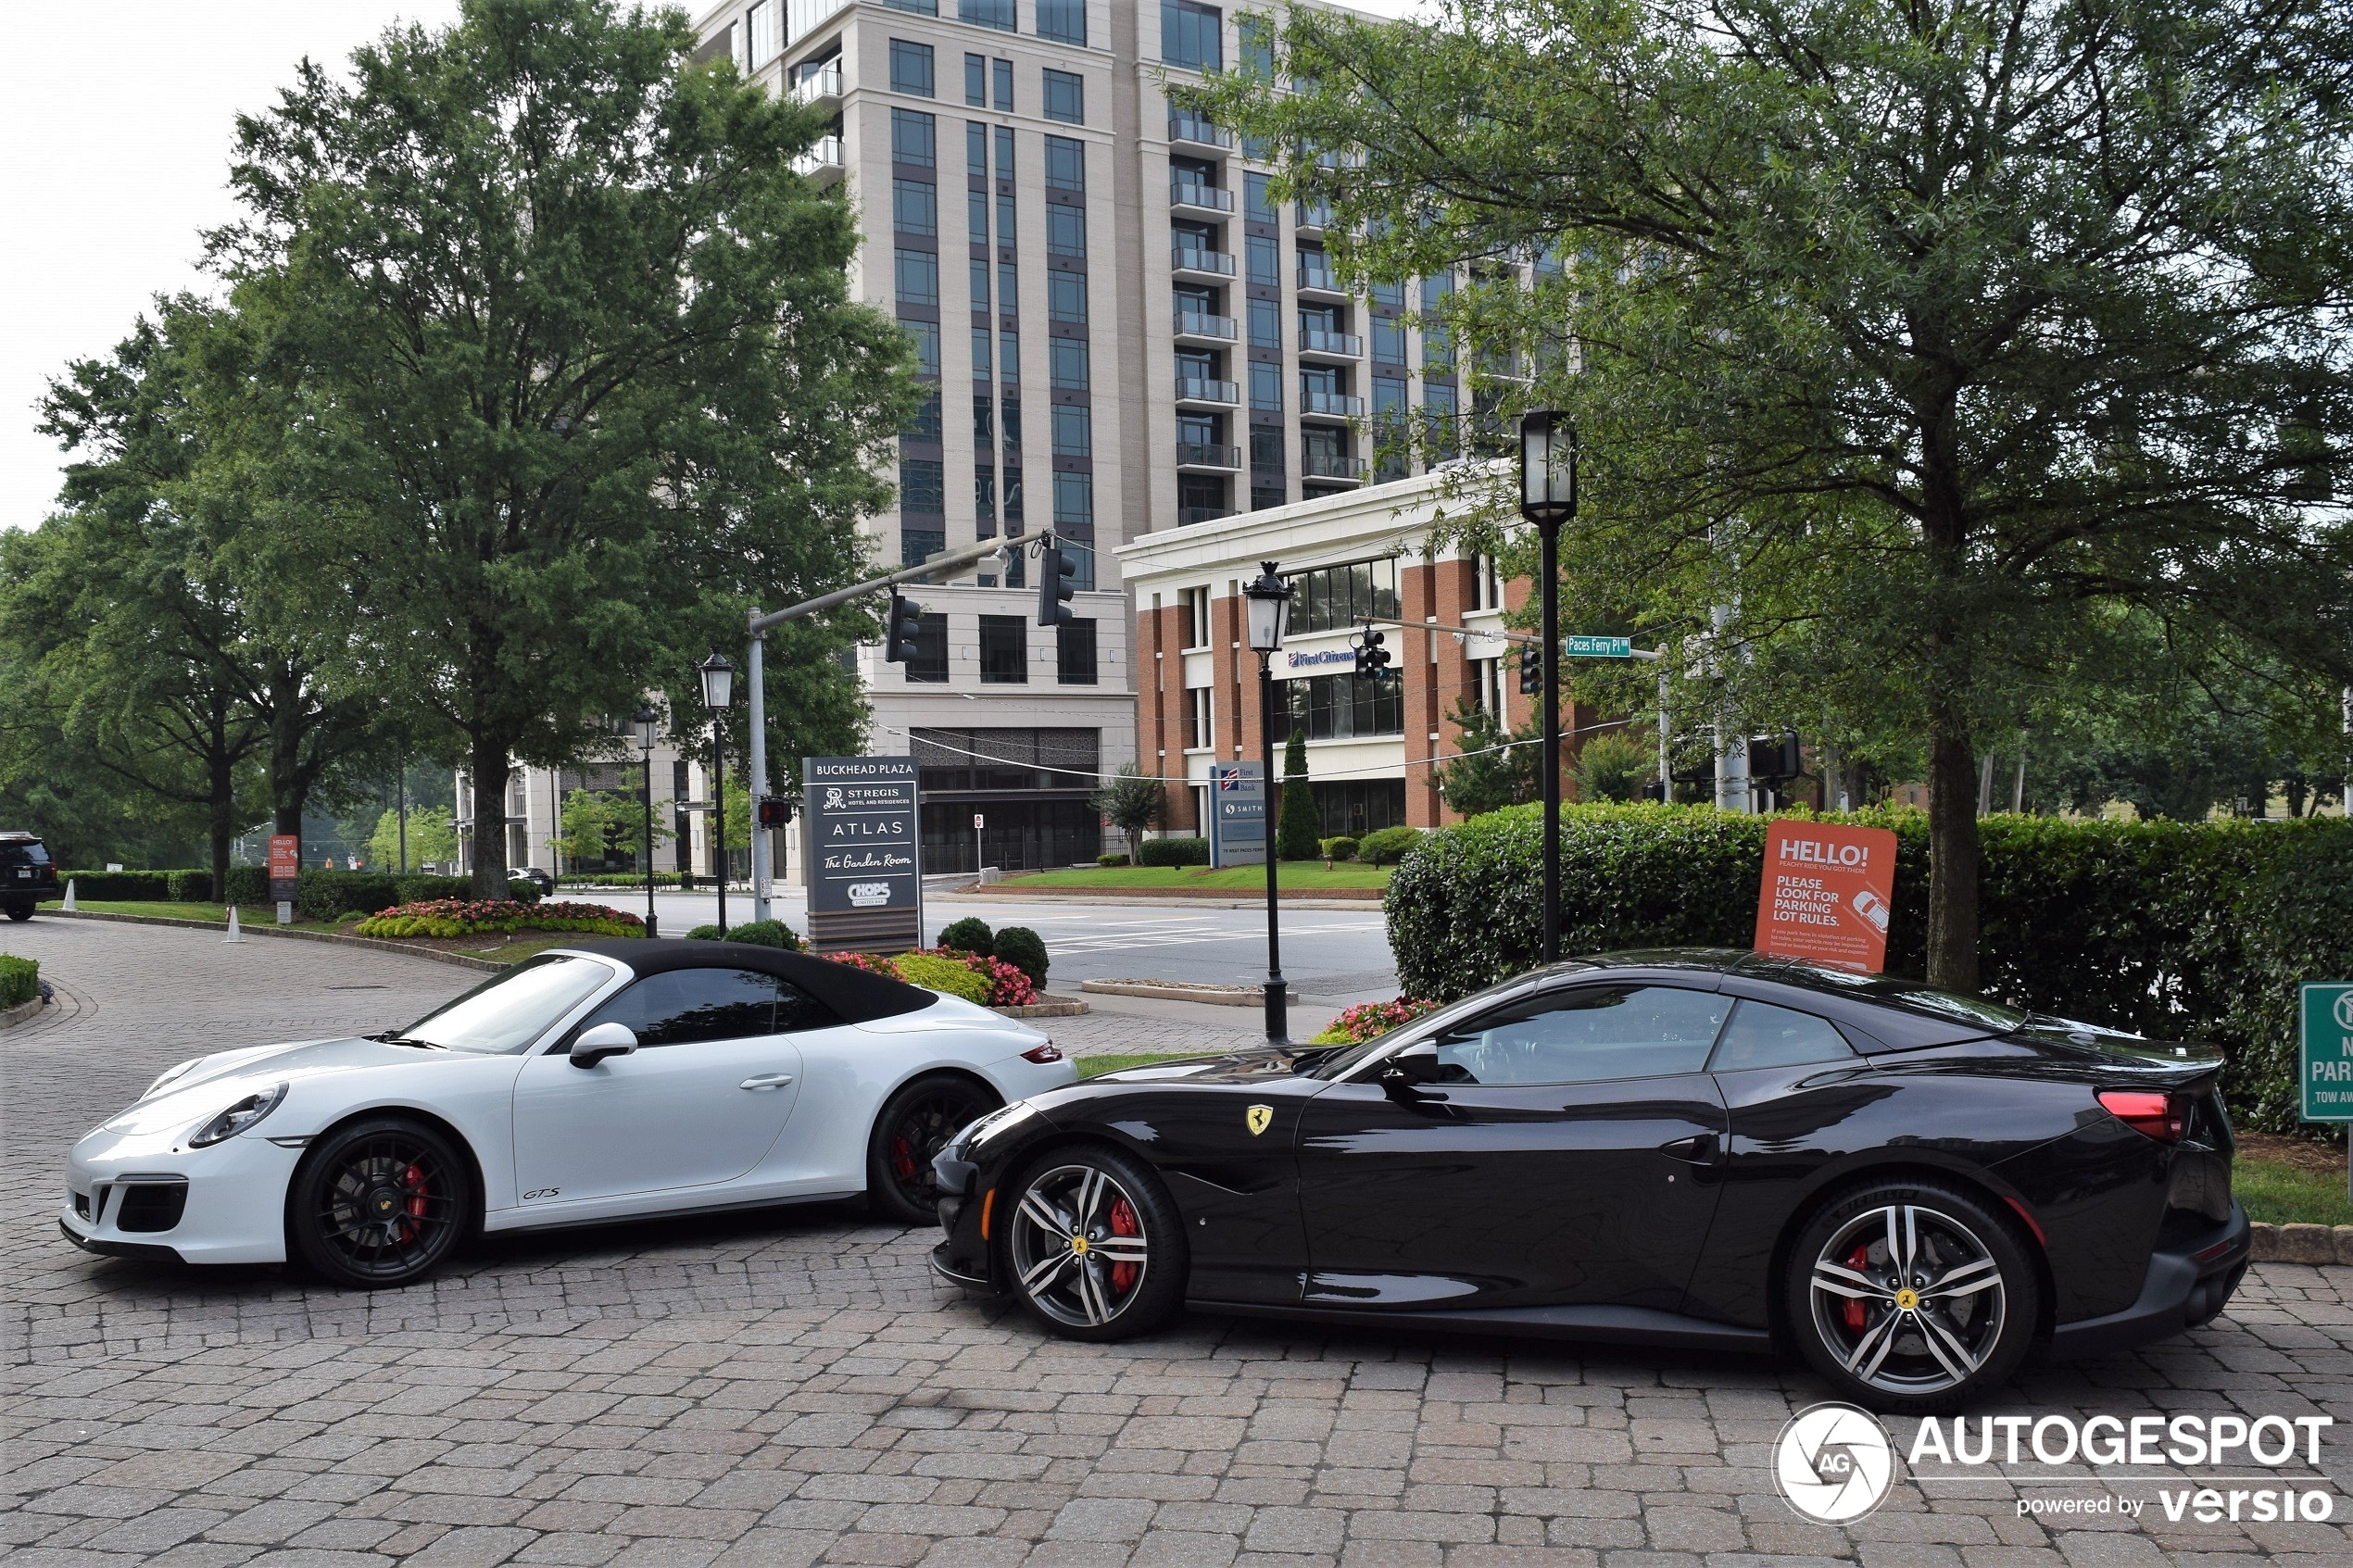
2235;1133;2352;1226
39;900;620;965
1008;863;1391;892
42;898;346;931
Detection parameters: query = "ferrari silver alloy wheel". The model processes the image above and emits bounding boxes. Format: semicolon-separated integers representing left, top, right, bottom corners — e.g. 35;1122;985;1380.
1008;1162;1152;1328
1808;1203;2007;1396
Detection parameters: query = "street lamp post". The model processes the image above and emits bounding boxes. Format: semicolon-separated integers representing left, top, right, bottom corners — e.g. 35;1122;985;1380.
630;708;661;937
1242;561;1295;1044
698;650;736;935
1518;411;1579;965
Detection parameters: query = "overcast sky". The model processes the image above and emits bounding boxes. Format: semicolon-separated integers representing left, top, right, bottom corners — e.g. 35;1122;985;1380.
0;0;1420;534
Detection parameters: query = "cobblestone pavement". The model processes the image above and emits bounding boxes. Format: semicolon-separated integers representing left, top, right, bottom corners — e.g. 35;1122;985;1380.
4;920;2349;1567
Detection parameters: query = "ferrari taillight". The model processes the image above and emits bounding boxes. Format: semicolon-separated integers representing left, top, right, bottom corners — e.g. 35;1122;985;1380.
2097;1090;2187;1143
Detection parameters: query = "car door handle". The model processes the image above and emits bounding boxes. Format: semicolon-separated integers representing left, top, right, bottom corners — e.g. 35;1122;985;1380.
1657;1133;1718;1164
739;1073;795;1090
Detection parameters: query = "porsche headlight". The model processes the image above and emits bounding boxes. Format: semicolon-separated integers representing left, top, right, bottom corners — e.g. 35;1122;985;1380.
144;1059;200;1099
187;1083;287;1148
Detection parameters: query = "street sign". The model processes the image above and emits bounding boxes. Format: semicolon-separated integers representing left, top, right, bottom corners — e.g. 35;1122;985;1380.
800;756;922;953
1207;761;1265;868
973;813;984;830
2299;984;2353;1122
1564;634;1633;659
1754;820;1898;974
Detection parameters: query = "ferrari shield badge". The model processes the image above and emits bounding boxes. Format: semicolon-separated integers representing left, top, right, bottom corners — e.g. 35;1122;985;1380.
1245;1104;1274;1136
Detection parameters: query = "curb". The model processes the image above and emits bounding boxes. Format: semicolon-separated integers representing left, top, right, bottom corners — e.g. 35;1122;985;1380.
1081;978;1264;1007
0;995;44;1030
2247;1222;2353;1266
36;909;511;972
993;993;1090;1018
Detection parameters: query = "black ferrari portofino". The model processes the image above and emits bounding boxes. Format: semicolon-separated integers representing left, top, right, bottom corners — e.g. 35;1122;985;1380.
931;950;2249;1412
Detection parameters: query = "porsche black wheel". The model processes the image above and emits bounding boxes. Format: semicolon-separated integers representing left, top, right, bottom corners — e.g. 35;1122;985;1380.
288;1118;472;1288
866;1074;1000;1224
1005;1146;1186;1341
1785;1180;2038;1414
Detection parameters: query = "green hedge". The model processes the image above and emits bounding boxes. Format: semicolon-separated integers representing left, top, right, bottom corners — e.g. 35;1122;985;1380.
1356;826;1425;866
60;871;173;900
0;954;37;1009
1139;836;1210;867
1384;803;2353;1132
224;865;271;905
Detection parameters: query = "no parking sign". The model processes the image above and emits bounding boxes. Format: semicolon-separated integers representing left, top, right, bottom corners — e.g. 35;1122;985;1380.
2298;983;2353;1123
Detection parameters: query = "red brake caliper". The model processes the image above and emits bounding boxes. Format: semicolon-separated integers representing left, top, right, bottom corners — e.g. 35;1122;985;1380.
1108;1198;1140;1295
1843;1244;1869;1335
892;1136;917;1182
401;1162;430;1244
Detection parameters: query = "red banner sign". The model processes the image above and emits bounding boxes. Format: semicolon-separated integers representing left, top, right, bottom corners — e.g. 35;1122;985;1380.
1754;820;1898;973
268;834;301;900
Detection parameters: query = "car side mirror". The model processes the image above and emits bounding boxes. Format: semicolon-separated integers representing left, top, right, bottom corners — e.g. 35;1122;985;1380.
1378;1042;1442;1099
570;1022;637;1068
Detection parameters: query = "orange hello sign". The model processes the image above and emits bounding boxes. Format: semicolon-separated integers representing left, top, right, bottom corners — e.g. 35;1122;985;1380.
1754;820;1898;973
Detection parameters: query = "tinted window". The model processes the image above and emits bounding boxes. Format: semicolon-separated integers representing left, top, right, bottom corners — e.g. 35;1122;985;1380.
583;968;789;1047
0;840;50;867
399;955;618;1055
1432;985;1730;1085
1708;999;1853;1073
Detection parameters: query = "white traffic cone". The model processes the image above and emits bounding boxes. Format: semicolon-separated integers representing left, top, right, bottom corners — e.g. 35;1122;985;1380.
224;906;243;944
61;878;77;911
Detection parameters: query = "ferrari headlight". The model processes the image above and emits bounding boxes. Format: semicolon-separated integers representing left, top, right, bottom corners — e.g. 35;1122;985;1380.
144;1059;200;1099
187;1083;287;1148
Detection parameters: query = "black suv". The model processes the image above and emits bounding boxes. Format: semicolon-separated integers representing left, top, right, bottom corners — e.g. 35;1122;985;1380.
1;833;59;921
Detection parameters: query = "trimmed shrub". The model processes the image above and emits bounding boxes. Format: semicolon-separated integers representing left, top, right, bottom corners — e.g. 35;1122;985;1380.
1276;729;1322;860
296;871;403;922
894;952;993;1004
686;923;725;940
1319;836;1360;863
937;916;995;955
1098;852;1131;867
722;919;802;950
354;898;645;940
1139;836;1210;867
59;871;171;900
1355;826;1424;866
165;869;214;902
394;873;470;905
991;925;1049;988
1384;802;2353;1131
0;954;38;1009
223;865;271;905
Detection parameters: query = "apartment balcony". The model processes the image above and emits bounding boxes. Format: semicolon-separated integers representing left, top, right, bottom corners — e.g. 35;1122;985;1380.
1300;389;1364;420
1302;451;1368;483
1171;243;1237;279
1175;375;1241;407
1167;108;1231;152
1179;505;1236;526
1172;308;1238;343
1296;327;1363;361
789;63;843;107
1176;442;1242;471
1169;174;1234;214
792;134;844;182
1296;258;1348;297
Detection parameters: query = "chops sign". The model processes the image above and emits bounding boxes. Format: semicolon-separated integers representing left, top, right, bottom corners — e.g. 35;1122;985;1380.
1754;820;1899;974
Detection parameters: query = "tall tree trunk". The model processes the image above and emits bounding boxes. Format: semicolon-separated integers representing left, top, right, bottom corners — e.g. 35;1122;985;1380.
1925;717;1981;991
469;730;512;897
269;664;308;837
208;693;237;901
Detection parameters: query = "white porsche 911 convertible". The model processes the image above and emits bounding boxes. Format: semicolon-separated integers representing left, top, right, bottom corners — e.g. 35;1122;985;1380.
60;940;1075;1286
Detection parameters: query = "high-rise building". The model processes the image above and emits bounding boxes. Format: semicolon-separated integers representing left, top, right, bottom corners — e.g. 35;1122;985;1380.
694;0;1473;870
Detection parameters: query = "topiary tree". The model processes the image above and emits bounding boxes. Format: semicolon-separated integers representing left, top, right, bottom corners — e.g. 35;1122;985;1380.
1275;727;1322;861
685;922;724;939
722;919;801;949
990;925;1049;988
937;915;994;955
1089;764;1164;861
1572;733;1653;804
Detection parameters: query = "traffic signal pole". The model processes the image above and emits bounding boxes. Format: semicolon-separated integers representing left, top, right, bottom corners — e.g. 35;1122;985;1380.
741;529;1044;924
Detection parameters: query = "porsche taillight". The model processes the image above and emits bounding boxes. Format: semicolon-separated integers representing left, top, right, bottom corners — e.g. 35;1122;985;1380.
1021;1041;1063;1064
2097;1090;2188;1143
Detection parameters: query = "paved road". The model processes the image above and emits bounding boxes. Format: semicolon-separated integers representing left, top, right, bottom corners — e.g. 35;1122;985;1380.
3;918;2349;1568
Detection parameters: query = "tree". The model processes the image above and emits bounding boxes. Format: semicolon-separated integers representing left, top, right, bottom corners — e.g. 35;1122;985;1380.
1572;733;1652;804
1194;0;2353;986
1089;764;1164;859
1433;697;1539;818
210;0;915;894
364;805;458;872
554;787;665;868
1276;726;1323;860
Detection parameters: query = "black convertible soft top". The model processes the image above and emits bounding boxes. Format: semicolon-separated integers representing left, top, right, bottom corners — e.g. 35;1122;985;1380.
561;939;940;1025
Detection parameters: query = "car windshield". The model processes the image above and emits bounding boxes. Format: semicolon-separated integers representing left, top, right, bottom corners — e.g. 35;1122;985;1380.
1302;990;1518;1080
389;954;618;1054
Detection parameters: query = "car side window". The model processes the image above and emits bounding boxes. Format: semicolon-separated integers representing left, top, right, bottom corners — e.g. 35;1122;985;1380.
1431;985;1732;1085
773;977;837;1034
1708;999;1854;1073
577;968;781;1047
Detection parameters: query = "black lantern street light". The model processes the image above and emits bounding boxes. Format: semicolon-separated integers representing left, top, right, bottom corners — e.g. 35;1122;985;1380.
629;707;661;938
697;649;736;934
1242;560;1295;1044
1518;411;1579;964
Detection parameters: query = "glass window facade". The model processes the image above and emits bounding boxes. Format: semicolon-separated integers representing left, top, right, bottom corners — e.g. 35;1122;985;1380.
893;178;937;235
1044;135;1086;192
894;248;939;307
1042;69;1084;123
1057;620;1099;684
978;616;1029;683
1047;204;1087;257
1287;671;1404;739
891;107;936;165
889;39;936;96
1164;0;1223;70
1050;337;1089;389
1037;0;1086;44
1289;558;1400;633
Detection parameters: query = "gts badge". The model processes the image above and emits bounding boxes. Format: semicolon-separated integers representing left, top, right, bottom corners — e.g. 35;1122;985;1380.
1244;1105;1273;1136
522;1187;560;1200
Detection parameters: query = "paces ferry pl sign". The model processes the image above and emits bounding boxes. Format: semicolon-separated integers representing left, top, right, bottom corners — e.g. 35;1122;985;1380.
1754;820;1899;974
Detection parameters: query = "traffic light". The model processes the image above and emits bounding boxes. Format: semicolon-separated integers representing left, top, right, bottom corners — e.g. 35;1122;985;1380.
1353;626;1390;681
1517;644;1543;696
756;797;794;828
1748;729;1803;782
1036;541;1077;627
883;591;924;663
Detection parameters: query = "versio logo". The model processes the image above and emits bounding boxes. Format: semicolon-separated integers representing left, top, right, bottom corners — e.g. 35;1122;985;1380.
1774;1402;1897;1524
